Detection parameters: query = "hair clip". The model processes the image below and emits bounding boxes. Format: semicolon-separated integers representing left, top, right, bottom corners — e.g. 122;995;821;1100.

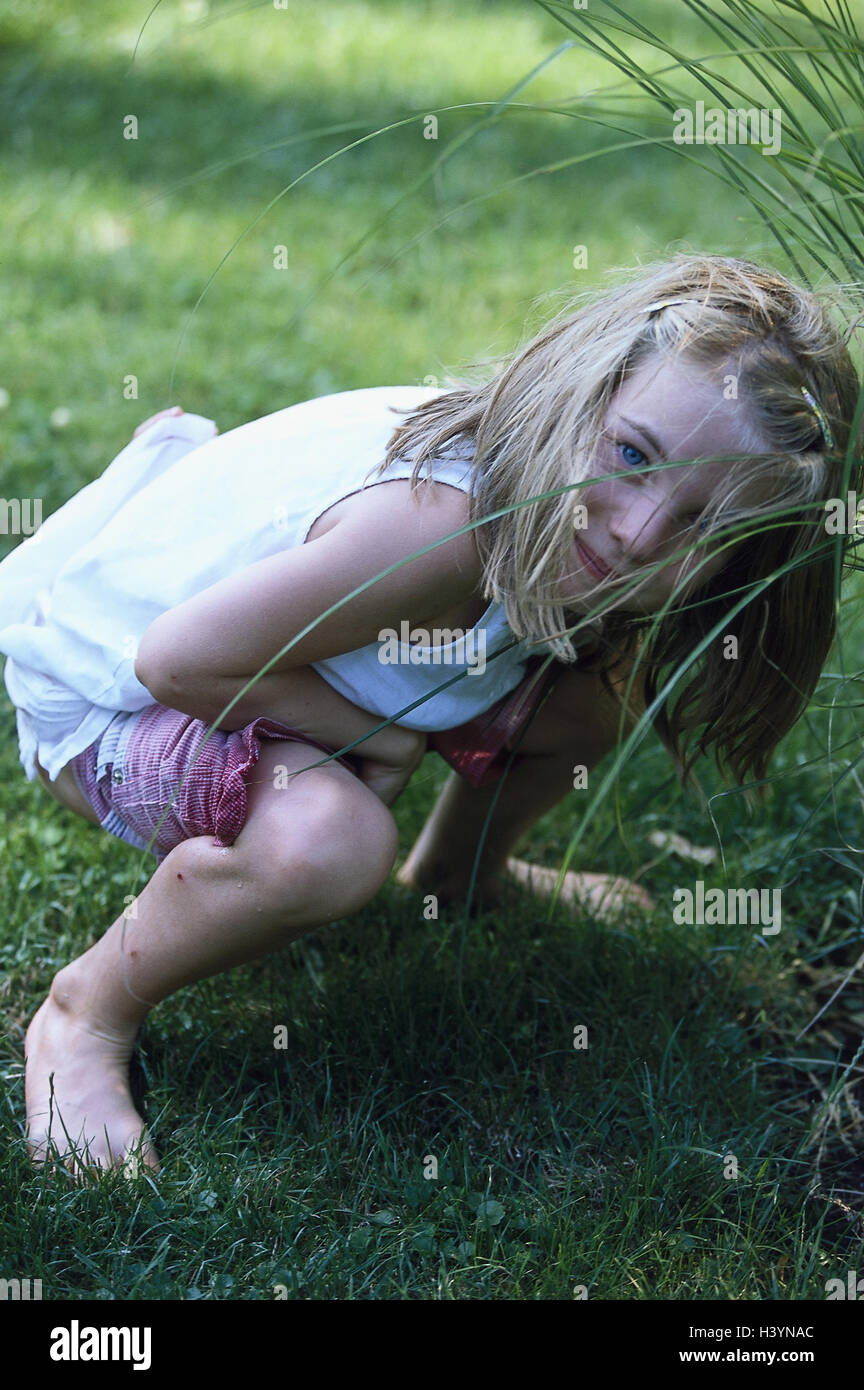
642;297;699;315
642;297;752;318
801;386;835;450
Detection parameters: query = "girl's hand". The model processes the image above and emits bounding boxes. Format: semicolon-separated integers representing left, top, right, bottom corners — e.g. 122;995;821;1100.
356;727;427;807
132;407;219;440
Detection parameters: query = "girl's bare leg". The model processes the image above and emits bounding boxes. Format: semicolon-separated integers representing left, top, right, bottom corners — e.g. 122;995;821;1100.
35;757;101;826
25;742;398;1172
399;662;653;915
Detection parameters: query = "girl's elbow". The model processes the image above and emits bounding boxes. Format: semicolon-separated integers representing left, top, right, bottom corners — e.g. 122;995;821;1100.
135;621;183;703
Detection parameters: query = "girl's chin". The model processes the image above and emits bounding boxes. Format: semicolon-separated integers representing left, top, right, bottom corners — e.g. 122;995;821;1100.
561;583;656;619
556;569;628;612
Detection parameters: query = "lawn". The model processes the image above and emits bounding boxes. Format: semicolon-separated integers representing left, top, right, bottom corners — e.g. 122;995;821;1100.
0;0;862;1301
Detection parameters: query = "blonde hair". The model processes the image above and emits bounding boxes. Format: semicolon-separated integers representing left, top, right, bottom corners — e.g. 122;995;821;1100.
373;255;863;785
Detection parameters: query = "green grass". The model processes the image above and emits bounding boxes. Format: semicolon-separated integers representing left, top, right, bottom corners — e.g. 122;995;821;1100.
1;0;863;1300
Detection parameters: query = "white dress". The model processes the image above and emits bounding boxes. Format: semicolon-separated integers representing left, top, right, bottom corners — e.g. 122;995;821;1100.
0;387;542;782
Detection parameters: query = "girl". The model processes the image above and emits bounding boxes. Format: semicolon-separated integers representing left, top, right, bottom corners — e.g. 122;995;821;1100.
2;254;859;1174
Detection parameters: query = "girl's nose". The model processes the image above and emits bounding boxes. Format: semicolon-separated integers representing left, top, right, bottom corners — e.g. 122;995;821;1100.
608;494;674;562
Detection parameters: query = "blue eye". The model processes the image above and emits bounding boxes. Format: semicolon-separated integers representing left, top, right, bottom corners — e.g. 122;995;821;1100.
620;442;647;468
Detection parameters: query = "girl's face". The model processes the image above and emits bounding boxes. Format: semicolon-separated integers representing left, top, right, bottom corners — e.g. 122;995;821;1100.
563;353;770;614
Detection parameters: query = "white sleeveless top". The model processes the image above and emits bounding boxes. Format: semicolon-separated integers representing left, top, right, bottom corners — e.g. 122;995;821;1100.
0;387;546;781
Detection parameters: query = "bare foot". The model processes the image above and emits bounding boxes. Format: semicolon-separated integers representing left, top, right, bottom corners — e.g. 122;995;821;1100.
397;854;654;920
504;857;654;919
396;857;494;907
25;975;158;1176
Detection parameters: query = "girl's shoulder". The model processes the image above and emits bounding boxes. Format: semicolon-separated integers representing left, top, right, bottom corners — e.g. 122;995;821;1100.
305;475;486;629
306;472;476;562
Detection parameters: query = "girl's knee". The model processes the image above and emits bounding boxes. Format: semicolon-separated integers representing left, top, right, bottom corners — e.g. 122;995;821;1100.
235;774;398;916
284;780;397;899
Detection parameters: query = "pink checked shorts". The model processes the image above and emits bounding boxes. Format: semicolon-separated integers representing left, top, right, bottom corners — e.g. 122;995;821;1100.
68;705;356;863
67;661;560;860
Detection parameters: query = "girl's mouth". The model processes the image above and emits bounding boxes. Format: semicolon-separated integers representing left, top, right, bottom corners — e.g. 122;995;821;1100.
575;536;616;581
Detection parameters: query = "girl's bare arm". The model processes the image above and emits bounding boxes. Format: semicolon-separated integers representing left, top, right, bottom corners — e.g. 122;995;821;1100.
134;479;482;769
165;663;425;771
